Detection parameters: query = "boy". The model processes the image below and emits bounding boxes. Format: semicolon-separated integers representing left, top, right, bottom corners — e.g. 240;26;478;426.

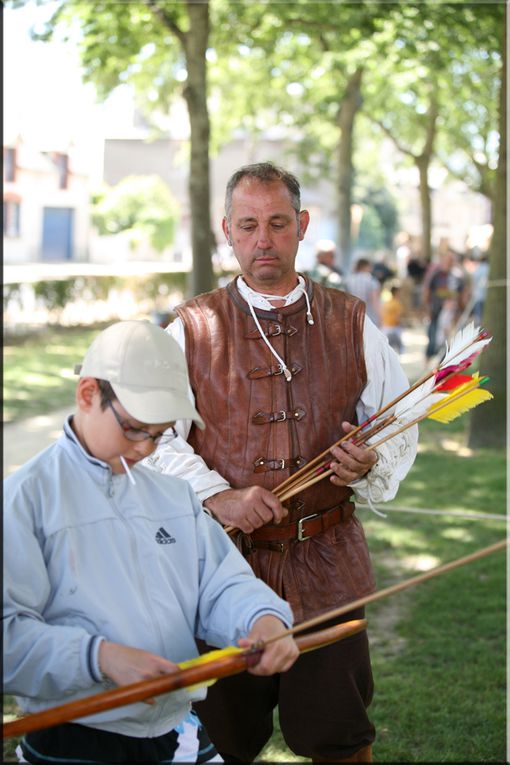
381;284;404;355
4;320;298;764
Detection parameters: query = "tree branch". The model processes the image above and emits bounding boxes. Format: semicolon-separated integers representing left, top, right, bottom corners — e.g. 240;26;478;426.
143;0;186;45
369;117;417;159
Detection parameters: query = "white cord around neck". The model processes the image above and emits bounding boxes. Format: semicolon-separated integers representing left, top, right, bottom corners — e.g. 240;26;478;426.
238;276;314;383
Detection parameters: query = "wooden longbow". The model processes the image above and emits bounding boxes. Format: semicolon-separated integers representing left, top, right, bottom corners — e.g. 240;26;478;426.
4;537;506;740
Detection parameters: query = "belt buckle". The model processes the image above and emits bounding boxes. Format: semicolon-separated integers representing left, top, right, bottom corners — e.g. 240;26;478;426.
297;512;319;542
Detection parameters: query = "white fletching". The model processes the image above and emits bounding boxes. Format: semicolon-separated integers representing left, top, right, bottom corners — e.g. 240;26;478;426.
440;322;491;368
394;378;445;423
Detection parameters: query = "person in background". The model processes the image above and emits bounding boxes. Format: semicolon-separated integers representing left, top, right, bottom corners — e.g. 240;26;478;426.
468;254;489;324
371;251;395;288
4;320;298;765
345;257;382;327
381;283;404;354
307;238;344;289
147;162;418;763
423;248;469;361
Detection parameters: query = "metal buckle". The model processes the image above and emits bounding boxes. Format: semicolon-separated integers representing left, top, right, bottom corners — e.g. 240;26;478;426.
276;459;286;470
274;410;287;422
297;512;320;542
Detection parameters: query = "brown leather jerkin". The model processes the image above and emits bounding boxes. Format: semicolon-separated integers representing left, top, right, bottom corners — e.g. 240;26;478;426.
176;276;376;622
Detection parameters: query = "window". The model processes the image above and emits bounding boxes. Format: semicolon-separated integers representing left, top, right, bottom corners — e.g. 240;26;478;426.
4;147;16;182
3;200;21;238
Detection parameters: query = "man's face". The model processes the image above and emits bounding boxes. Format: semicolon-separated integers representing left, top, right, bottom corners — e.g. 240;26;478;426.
223;178;310;294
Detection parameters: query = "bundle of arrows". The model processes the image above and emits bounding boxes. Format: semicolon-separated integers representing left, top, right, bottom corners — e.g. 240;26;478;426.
272;322;493;504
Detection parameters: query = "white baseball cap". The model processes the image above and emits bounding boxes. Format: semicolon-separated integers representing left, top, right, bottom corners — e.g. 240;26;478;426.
75;320;205;428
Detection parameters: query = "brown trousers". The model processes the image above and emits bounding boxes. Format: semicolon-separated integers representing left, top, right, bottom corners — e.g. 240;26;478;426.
194;609;375;762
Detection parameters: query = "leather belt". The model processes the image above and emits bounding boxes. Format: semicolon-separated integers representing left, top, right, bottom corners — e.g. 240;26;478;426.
249;501;355;550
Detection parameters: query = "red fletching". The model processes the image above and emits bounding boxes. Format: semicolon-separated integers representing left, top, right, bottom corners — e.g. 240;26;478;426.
435;353;479;381
436;373;473;392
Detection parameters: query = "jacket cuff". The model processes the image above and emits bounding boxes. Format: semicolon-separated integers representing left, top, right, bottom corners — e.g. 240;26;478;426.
87;634;107;683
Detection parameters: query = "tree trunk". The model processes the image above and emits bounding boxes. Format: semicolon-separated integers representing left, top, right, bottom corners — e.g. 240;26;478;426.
416;154;432;263
183;0;214;297
468;11;507;449
336;67;363;273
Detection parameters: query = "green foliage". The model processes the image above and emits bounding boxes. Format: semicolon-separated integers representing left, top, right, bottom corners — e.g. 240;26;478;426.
3;283;23;311
92;175;180;253
33;279;79;312
356;205;385;251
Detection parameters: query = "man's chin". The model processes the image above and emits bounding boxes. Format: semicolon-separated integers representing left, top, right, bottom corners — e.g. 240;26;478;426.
251;264;284;283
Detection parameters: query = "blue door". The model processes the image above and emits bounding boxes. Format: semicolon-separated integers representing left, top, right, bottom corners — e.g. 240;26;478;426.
42;207;74;260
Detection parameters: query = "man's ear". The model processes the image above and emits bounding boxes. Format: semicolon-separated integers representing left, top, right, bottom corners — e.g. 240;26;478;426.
222;217;232;245
76;377;99;412
298;209;310;241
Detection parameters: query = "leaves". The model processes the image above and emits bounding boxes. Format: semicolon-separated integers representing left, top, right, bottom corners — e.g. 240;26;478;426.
92;175;180;252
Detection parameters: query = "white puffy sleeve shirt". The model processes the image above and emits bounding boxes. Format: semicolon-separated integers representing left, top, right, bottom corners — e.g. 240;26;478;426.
145;316;418;508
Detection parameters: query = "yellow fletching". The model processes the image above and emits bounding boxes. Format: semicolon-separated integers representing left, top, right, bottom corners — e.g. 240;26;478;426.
427;385;493;423
177;646;243;691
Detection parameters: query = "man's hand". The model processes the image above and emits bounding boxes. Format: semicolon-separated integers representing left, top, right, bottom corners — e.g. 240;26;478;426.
99;641;179;703
238;615;299;676
328;421;378;486
204;486;288;532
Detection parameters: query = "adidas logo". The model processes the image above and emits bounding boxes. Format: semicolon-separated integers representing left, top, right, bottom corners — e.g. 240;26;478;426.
155;527;176;545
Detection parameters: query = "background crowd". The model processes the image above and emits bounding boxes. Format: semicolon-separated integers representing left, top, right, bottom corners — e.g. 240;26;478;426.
305;235;489;363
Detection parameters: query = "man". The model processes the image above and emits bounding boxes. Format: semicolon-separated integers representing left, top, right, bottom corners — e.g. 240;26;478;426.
150;163;418;763
307;238;344;289
4;320;298;764
423;248;469;361
345;257;382;328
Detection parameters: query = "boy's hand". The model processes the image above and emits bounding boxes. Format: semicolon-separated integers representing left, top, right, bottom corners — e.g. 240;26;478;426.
238;615;299;676
98;641;179;703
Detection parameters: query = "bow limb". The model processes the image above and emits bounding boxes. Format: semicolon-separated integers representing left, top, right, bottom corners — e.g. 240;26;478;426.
3;619;366;740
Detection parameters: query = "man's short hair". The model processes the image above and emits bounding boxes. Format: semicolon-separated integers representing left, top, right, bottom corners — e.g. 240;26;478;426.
354;258;372;272
225;162;301;220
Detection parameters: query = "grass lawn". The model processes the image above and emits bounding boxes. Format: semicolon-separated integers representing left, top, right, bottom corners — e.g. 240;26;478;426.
3;323;112;422
3;329;507;762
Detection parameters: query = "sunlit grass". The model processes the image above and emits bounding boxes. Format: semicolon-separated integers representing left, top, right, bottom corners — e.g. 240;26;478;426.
3;325;108;422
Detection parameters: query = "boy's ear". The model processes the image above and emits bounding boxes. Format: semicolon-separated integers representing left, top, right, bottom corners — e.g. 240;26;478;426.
76;377;100;412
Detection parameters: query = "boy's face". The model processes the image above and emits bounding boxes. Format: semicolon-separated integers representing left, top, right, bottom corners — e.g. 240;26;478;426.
75;379;175;474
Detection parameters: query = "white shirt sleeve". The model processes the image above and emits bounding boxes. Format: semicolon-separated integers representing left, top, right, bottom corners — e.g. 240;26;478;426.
145;315;418;505
143;318;231;502
350;317;418;506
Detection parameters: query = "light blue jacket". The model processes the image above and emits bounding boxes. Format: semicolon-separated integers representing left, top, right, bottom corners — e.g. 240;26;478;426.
3;418;293;737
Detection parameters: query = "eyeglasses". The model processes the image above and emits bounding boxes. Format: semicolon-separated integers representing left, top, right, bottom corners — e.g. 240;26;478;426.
107;400;178;445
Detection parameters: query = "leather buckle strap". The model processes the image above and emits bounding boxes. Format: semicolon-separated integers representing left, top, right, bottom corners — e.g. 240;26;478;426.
247;363;303;380
253;455;306;473
250;502;355;547
245;324;298;339
252;407;306;425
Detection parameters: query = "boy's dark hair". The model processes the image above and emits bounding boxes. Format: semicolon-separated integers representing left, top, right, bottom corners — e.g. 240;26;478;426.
96;379;116;410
